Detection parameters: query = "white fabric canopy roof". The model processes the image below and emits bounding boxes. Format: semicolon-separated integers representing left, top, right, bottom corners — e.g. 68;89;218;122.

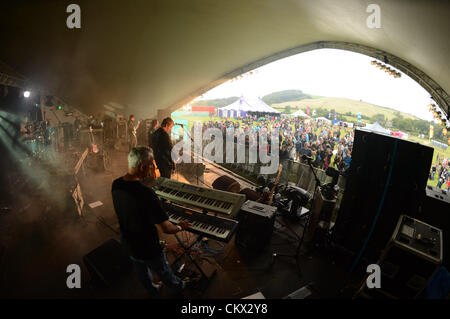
220;97;254;112
316;117;332;123
247;97;281;114
361;122;392;135
291;109;309;117
220;96;280;114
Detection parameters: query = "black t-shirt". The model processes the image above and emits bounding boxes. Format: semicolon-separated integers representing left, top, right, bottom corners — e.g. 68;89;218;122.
152;127;174;167
111;177;168;260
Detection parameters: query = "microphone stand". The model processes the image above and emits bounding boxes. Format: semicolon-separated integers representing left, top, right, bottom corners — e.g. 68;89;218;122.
271;157;321;278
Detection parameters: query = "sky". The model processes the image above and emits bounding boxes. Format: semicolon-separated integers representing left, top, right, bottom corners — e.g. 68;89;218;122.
202;49;435;121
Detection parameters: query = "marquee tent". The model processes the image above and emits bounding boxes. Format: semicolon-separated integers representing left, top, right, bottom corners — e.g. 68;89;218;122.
315;117;332;124
361;122;392;135
290;109;309;118
218;96;280;118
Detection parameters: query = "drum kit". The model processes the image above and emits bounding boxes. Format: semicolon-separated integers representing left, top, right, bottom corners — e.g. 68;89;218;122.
21;121;52;160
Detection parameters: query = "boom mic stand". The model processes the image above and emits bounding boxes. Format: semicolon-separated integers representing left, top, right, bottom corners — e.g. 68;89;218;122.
271;156;322;277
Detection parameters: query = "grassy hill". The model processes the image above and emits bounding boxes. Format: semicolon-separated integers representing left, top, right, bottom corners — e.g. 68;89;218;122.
273;97;418;121
192;96;239;108
261;90;311;105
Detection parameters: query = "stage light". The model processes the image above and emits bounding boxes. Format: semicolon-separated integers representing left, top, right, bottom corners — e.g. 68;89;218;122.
24;91;30;98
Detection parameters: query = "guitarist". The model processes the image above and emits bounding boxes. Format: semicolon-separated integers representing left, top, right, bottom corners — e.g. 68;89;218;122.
128;115;140;151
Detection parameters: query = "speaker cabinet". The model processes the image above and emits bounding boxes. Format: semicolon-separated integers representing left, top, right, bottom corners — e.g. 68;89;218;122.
333;129;433;264
83;239;132;287
235;201;276;252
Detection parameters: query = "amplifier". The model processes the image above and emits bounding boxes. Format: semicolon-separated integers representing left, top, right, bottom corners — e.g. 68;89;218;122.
416;185;450;267
359;215;443;299
235;200;277;251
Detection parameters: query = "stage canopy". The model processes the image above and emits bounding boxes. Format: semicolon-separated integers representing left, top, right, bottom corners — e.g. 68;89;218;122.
218;96;280;118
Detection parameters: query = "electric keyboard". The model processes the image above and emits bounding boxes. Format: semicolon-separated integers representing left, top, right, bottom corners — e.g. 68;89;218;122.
152;177;245;217
162;202;239;243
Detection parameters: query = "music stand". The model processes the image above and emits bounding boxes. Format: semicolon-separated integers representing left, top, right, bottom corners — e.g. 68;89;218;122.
271;158;322;276
171;232;217;292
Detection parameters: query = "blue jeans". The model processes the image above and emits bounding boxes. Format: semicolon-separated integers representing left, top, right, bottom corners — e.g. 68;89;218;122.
131;251;185;296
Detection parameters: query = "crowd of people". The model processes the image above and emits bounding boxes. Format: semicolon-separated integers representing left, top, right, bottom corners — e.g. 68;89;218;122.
430;155;450;191
196;115;355;172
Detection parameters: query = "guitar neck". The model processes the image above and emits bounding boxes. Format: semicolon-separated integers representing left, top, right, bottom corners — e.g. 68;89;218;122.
268;164;283;205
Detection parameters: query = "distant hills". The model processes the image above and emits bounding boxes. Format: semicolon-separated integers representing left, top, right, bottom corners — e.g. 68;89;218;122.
273;96;417;121
191;90;312;108
261;90;311;105
191;90;418;121
192;96;239;108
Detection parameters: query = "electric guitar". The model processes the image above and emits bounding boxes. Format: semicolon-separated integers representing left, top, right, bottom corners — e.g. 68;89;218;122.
258;164;283;205
89;126;99;153
132;120;141;137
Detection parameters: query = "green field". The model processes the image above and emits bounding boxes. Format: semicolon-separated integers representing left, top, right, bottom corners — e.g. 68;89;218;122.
273;97;417;120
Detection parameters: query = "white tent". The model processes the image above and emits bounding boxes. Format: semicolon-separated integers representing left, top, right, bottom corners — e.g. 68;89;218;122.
248;97;281;114
218;96;280;118
361;122;391;135
290;109;309;117
316;117;332;124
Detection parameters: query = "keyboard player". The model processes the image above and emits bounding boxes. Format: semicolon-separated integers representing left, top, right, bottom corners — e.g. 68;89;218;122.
111;146;192;297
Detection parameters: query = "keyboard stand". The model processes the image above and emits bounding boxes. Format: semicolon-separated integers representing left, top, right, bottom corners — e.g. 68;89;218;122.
172;233;217;290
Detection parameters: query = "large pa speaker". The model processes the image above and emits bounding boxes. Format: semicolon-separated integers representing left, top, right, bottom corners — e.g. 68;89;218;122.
332;129;433;264
83;239;132;287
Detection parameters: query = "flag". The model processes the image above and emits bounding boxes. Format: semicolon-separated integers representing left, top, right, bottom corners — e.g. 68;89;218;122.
306;106;310;115
429;125;434;139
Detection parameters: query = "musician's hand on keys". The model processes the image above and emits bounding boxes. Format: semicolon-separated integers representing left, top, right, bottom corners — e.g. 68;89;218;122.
178;221;191;230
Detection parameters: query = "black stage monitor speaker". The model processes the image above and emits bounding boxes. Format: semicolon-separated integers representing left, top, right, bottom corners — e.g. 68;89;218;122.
332;129;433;265
235;200;277;252
83;239;132;287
